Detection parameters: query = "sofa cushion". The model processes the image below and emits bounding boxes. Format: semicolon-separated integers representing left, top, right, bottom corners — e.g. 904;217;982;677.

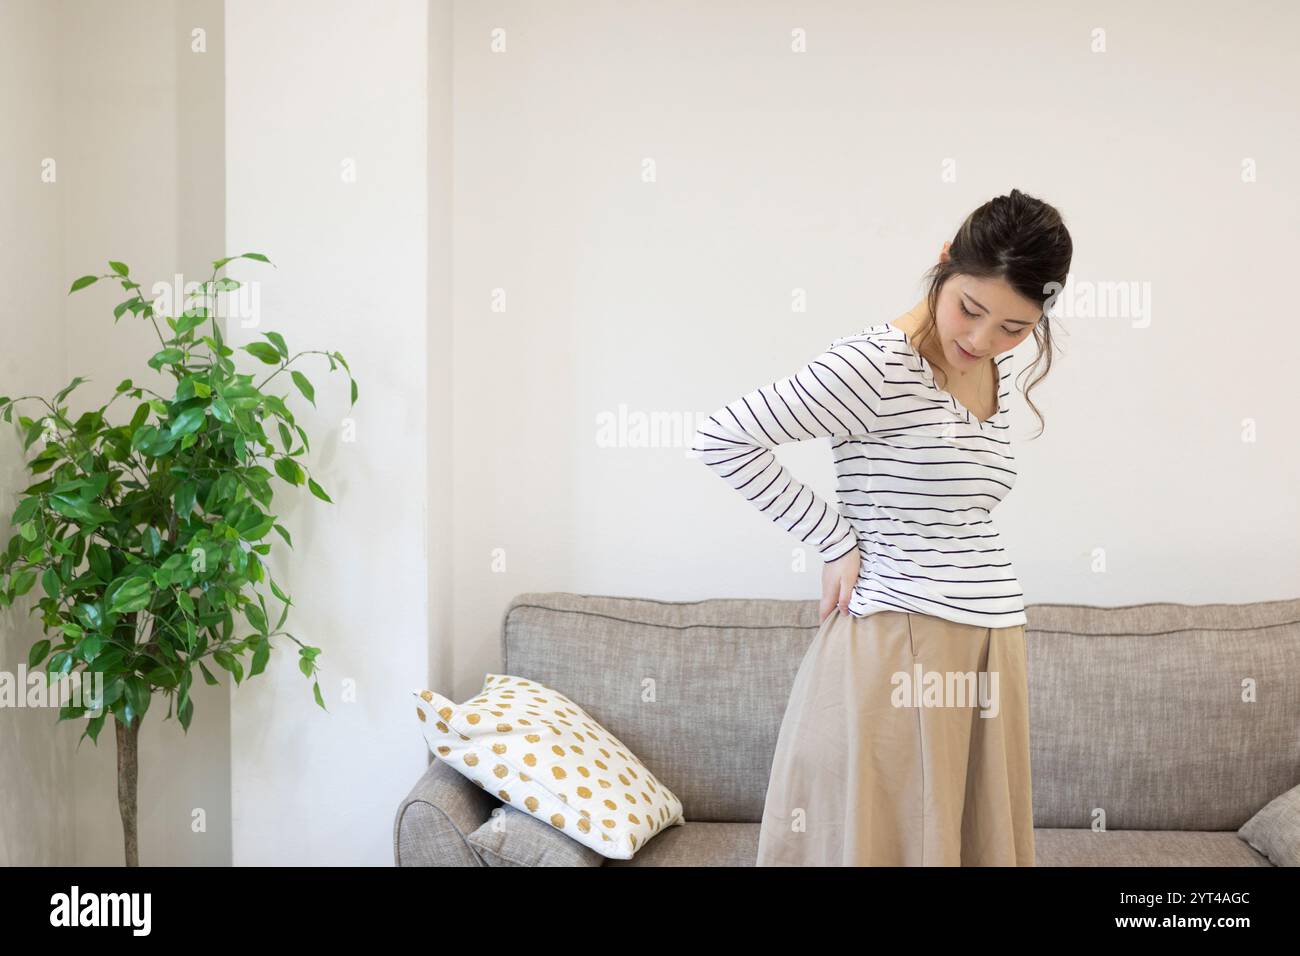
1237;783;1300;866
604;822;760;867
1033;828;1275;866
1024;598;1300;830
468;803;606;866
603;825;1277;866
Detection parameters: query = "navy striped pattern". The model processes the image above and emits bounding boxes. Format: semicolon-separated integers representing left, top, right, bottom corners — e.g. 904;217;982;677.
690;322;1026;628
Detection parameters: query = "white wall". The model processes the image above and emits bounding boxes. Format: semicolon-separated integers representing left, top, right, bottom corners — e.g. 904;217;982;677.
427;2;456;742
0;0;75;866
225;0;431;866
447;0;1300;699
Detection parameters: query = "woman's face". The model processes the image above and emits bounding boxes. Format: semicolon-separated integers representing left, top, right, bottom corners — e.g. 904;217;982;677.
932;274;1042;368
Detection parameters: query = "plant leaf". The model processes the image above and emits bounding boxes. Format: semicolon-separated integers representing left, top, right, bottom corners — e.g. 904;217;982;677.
174;480;198;517
249;636;270;677
273;457;304;485
242;342;282;365
124;675;151;718
307;477;332;503
28;639;51;669
168;405;207;438
290;370;315;406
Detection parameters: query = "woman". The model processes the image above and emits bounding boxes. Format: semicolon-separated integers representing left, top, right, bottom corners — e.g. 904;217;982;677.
689;189;1072;865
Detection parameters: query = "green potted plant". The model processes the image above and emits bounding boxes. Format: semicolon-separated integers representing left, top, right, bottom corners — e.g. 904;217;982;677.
0;253;357;865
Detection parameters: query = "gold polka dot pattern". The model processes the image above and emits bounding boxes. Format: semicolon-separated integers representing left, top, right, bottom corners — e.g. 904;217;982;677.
412;675;685;860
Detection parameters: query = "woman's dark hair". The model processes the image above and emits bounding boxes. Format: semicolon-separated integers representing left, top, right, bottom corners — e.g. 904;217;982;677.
912;188;1072;438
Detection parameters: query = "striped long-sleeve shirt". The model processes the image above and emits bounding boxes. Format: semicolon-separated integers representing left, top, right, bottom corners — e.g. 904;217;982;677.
689;321;1026;629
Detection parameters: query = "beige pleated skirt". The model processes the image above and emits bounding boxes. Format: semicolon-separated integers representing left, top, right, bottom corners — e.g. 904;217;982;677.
755;607;1035;866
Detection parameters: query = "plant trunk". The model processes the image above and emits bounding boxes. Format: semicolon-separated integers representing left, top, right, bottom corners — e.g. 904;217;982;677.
115;714;141;867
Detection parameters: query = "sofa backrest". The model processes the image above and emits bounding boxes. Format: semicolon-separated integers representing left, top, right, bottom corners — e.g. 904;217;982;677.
1021;598;1300;829
500;593;1300;829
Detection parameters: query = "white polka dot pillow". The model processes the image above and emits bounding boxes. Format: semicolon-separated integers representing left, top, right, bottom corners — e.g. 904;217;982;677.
413;673;685;860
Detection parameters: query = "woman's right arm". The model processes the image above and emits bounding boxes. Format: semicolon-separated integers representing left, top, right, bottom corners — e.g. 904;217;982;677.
688;336;887;568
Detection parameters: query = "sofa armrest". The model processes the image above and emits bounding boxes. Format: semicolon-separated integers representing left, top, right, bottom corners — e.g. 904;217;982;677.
393;757;499;866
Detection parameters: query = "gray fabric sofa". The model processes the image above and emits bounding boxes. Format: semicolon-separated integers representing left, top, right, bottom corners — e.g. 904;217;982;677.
395;592;1300;866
